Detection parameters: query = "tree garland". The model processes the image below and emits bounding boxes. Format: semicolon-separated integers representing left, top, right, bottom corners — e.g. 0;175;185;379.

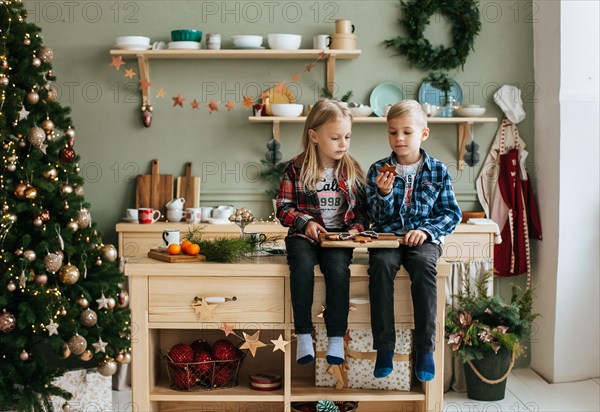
384;0;482;71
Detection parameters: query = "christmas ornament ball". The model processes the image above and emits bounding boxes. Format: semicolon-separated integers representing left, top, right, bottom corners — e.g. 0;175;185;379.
74;186;84;196
116;353;125;363
6;282;16;292
23;37;31;45
117;290;129;308
65;127;76;139
33;217;43;227
67;221;79;232
19;350;29;361
42;118;55;133
14;182;28;198
68;334;87;355
192;350;214;376
168;343;194;363
44;252;63;273
47;88;58;101
190;338;211;354
97;357;118;376
0;76;8;86
61;184;73;195
173;369;197;389
28;126;46;147
34;273;48;285
76;296;89;308
39;46;54;63
40;209;51;221
106;297;116;309
43;168;58;180
122;352;132;364
61;342;71;358
77;209;91;228
100;244;118;262
23;249;36;262
80;350;94;361
24;186;37;200
80;309;98;327
26;91;39;104
6;163;16;172
212;339;238;361
211;364;232;387
59;264;80;285
32;57;41;67
60;147;76;162
0;311;16;333
63;403;71;412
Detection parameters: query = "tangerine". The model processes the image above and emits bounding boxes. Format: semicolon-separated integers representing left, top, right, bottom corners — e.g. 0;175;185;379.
186;243;200;256
167;244;182;255
181;240;192;254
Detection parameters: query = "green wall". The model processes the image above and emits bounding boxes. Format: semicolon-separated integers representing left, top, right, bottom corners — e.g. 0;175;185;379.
33;0;535;243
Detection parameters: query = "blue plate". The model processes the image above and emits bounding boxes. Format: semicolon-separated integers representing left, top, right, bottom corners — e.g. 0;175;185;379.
418;79;463;106
369;83;406;117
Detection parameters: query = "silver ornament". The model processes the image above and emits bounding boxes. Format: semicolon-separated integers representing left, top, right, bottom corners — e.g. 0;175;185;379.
61;185;73;195
6;282;16;292
77;209;91;229
97;357;118;377
80;309;97;327
100;244;117;262
15;248;23;256
65;128;76;139
66;221;79;232
68;334;87;355
33;217;43;227
106;297;116;309
58;264;80;285
44;252;63;273
28;127;46;147
19;350;29;361
6;163;16;172
23;249;36;262
32;57;41;67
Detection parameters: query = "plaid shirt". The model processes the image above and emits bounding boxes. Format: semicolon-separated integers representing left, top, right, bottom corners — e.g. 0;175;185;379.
366;149;461;242
276;155;369;237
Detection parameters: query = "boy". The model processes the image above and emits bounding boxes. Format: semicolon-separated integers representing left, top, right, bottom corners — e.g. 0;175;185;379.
366;100;461;381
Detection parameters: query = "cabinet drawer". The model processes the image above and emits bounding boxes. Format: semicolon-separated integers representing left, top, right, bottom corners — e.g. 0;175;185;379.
443;233;493;261
148;276;285;323
311;276;413;324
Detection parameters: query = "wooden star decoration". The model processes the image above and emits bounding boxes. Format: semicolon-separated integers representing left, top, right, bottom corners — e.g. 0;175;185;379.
225;101;235;111
241;96;254;110
191;299;217;320
139;78;152;91
270;334;289;353
92;337;107;353
172;94;186;107
110;56;125;71
240;331;267;357
291;74;301;82
220;323;235;337
206;99;220;113
377;163;398;176
190;99;200;109
124;68;136;79
156;88;167;98
45;319;59;336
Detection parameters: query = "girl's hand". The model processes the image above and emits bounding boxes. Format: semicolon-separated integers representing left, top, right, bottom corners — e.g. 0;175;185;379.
305;221;327;242
404;229;427;247
375;172;395;196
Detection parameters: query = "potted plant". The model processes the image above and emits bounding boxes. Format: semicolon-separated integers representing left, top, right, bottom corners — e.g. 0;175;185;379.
260;158;287;215
445;271;538;401
321;87;353;107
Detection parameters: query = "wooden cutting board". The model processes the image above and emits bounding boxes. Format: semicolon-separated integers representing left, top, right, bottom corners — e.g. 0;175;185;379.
148;249;206;263
319;233;404;248
135;159;174;218
176;162;201;208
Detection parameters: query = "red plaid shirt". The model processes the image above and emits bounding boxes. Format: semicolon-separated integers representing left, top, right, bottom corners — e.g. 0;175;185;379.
276;155;368;237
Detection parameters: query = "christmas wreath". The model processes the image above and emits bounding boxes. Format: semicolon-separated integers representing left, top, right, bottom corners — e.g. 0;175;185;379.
384;0;481;71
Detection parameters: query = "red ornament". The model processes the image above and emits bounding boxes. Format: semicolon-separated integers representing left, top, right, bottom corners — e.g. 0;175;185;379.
211;364;232;387
60;146;76;162
211;339;237;361
192;350;213;377
168;343;194;364
190;338;211;354
173;369;197;390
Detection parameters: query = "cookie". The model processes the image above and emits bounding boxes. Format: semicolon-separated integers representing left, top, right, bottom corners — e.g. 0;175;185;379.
377;163;397;176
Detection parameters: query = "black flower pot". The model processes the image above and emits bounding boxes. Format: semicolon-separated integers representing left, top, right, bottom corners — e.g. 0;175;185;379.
463;347;513;401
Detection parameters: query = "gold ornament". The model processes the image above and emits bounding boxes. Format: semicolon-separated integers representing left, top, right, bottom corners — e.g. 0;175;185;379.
32;57;41;67
68;334;87;355
61;342;71;358
7;163;16;172
0;76;8;86
28;126;46;147
41;118;55;133
80;350;93;361
97;357;118;376
58;264;80;285
65;127;76;139
43;168;58;180
34;273;48;285
25;186;37;200
122;352;132;364
19;350;29;361
100;244;117;262
47;88;58;101
26;90;39;104
63;403;72;412
38;46;54;63
61;184;73;195
14;182;28;198
76;296;89;308
67;221;79;232
77;208;91;228
80;309;97;327
6;282;16;292
0;312;16;333
23;249;36;262
44;252;63;273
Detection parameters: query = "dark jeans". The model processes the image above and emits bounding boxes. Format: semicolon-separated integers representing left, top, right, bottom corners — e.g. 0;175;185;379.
286;236;354;337
368;243;442;352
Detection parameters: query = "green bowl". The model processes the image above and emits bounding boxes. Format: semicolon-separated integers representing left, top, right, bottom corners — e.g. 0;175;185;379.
171;30;202;42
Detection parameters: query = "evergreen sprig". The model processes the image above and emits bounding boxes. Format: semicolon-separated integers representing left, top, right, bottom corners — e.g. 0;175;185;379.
199;237;255;263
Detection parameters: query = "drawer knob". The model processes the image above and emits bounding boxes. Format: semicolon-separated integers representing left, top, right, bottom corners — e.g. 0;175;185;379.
194;296;237;304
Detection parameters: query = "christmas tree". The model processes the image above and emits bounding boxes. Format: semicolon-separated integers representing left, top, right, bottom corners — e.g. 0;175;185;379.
0;1;130;410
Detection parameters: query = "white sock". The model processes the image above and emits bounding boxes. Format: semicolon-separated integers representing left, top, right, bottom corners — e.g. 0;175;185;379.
296;333;314;364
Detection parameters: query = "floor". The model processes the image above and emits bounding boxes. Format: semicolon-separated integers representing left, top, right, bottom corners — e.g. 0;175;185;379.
111;368;600;411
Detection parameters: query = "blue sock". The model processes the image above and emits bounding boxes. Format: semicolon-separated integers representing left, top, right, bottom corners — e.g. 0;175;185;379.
415;352;435;382
374;349;394;378
296;334;314;365
326;336;344;365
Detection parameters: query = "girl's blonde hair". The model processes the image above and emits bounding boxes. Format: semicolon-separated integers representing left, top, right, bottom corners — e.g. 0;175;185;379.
299;99;365;191
387;99;428;129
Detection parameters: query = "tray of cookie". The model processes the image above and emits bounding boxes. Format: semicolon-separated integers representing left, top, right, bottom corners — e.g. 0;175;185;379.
318;231;404;248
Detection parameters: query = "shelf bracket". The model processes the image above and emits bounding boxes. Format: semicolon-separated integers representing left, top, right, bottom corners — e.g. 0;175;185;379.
137;54;150;107
457;122;473;171
272;121;280;141
326;54;337;93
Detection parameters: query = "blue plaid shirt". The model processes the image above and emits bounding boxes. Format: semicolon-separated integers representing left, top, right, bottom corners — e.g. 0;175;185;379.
366;149;461;242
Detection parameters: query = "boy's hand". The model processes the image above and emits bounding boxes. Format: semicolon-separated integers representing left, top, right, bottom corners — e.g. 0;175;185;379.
404;230;427;247
305;220;327;242
375;172;395;196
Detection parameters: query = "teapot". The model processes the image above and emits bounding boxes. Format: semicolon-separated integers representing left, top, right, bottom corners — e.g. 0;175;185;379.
212;205;235;220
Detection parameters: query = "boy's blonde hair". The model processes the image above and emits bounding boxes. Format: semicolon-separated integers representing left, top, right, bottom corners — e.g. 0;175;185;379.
386;99;428;129
300;99;365;191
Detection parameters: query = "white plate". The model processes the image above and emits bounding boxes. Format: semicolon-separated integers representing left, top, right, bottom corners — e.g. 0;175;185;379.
168;41;202;50
156;245;168;252
115;44;151;51
207;218;234;225
121;217;139;223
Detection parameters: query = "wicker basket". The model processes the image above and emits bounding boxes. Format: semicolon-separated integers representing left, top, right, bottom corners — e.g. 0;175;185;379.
291;401;358;412
164;353;245;391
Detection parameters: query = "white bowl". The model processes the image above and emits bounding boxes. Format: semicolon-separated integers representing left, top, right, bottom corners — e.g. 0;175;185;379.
268;34;302;50
116;36;150;46
454;107;486;117
348;105;373;117
270;104;303;117
231;35;263;48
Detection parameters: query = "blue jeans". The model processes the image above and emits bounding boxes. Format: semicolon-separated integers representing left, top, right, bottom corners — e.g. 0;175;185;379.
368;243;442;352
286;236;354;337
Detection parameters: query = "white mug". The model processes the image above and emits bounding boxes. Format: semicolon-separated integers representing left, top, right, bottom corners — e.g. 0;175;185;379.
162;229;180;246
125;208;138;220
313;34;331;49
166;209;184;222
185;208;202;224
166;197;185;210
199;207;213;222
152;41;166;50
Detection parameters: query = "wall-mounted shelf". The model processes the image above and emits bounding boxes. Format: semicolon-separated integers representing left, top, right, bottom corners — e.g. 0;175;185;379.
249;116;498;170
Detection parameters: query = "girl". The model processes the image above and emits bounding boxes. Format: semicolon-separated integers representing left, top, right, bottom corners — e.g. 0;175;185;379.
276;100;368;365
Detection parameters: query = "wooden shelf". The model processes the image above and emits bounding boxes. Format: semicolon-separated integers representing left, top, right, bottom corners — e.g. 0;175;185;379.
249;116;498;170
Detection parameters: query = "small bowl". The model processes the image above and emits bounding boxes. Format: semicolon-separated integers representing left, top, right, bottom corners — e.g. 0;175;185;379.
116;36;150;46
348;105;373;117
231;35;263;48
171;30;202;42
270;104;303;117
454;107;486;117
268;34;302;50
461;211;486;223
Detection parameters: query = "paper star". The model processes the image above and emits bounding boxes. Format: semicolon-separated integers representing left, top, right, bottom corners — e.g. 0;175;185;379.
344;329;352;344
220;323;235;337
317;305;325;318
225;100;235;111
45;319;59;336
110;56;125;71
317;52;326;60
191;300;217;320
206;99;219;113
124;68;136;79
139;78;152;91
96;292;109;309
240;331;267;357
190;99;200;109
305;62;316;72
172;94;186;107
92;337;107;353
271;334;289;353
241;96;254;110
156;88;167;98
18;106;29;120
291;74;301;82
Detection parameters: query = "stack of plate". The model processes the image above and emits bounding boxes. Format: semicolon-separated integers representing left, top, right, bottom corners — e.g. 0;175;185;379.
248;373;281;391
168;41;202;50
115;36;151;51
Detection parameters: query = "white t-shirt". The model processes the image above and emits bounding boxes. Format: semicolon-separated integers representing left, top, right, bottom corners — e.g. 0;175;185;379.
393;156;424;210
316;168;346;229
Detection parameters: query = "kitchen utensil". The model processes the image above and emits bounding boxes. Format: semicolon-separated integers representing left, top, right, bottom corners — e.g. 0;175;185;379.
166;209;184;222
138;208;161;224
313;34;331;49
166;197;185;210
418;78;463;106
171;29;202;42
135;159;174;218
162;229;180;246
348;104;373;117
116;36;150;45
185;208;202;224
206;33;221;50
125;208;138;220
329;33;357;49
167;41;201;50
319;232;404;248
270;104;303;117
199;207;213;222
263;85;296;115
267;34;302;50
454;106;486;117
212;205;235;220
370;83;406;116
147;249;205;263
176;163;201;208
335;19;355;34
230;35;263;48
